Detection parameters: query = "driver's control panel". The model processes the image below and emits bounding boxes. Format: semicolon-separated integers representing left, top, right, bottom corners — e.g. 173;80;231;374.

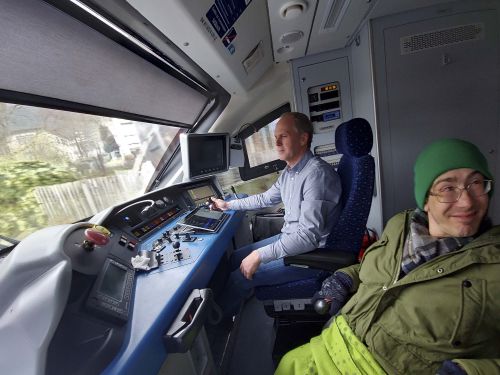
135;225;200;272
103;177;226;274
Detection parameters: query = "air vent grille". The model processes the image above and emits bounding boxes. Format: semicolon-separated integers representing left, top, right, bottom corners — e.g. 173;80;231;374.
323;0;350;32
401;23;484;55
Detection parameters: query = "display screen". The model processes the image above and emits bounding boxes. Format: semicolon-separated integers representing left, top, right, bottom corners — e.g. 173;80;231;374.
181;206;227;232
99;262;127;302
131;206;181;238
193;207;224;220
188;134;228;177
188;185;217;206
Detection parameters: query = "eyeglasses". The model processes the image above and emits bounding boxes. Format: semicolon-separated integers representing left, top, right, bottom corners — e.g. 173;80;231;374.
428;179;493;203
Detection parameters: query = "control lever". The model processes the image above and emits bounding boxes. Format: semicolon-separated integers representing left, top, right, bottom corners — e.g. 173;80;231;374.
207;198;222;211
182;233;196;242
230;186;241;199
314;299;331;315
172;241;183;261
82;225;110;251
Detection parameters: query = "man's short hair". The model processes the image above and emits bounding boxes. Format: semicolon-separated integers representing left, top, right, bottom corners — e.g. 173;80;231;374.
282;112;314;149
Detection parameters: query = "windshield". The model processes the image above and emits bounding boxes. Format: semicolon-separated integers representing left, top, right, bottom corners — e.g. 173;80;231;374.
0;102;185;240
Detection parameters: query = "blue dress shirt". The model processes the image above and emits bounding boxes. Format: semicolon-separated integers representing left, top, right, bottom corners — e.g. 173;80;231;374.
228;150;342;263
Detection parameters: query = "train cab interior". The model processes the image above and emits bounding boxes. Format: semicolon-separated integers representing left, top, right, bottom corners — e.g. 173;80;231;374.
0;0;499;374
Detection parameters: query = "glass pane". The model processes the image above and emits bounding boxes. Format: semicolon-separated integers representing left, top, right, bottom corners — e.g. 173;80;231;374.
217;167;279;196
245;119;279;168
0;102;185;240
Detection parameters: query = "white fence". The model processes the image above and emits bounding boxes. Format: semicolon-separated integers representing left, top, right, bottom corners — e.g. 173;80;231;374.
34;171;149;224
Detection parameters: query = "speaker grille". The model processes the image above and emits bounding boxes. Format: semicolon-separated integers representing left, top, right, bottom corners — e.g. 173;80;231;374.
280;30;304;44
400;23;484;55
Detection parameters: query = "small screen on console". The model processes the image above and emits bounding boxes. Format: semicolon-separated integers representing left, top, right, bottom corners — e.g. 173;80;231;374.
194;208;224;220
99;262;127;302
180;207;227;232
187;185;217;206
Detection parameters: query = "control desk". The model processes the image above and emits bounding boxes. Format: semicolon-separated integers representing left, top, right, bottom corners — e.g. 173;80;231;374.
46;176;245;375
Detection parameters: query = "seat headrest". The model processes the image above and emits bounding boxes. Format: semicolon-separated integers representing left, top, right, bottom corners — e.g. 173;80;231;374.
335;118;373;157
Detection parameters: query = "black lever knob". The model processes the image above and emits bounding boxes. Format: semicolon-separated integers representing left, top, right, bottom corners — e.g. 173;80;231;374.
314;299;330;315
172;241;180;250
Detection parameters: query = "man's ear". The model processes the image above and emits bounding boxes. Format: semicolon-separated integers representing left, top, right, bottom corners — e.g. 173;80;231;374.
300;132;309;147
423;197;429;212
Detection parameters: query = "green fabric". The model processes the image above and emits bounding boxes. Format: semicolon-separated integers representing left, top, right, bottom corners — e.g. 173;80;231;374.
275;315;386;375
454;358;500;375
341;210;500;374
413;138;492;208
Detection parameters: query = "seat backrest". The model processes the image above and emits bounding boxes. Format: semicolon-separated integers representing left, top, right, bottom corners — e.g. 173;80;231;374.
326;118;375;253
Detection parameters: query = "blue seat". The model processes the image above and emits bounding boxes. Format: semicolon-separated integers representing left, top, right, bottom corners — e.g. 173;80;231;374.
254;117;375;315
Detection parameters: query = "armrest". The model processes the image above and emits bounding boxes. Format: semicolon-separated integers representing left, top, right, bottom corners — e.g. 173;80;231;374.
164;289;213;353
284;249;357;271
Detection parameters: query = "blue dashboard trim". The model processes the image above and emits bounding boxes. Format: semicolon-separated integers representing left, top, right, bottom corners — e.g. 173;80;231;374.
102;210;244;375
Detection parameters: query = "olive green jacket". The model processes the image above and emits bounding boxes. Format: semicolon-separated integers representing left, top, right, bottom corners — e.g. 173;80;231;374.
339;210;500;375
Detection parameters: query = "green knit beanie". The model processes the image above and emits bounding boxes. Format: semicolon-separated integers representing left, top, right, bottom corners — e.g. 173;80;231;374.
414;139;493;209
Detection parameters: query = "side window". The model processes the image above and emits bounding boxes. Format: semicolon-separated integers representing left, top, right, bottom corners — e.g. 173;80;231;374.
216;103;290;195
239;103;290;181
217;167;280;196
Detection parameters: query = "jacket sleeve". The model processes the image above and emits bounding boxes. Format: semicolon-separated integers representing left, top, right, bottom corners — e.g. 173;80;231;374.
454;358;500;375
336;263;361;292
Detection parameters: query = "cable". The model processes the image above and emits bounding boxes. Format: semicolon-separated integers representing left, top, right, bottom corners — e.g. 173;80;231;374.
115;199;155;214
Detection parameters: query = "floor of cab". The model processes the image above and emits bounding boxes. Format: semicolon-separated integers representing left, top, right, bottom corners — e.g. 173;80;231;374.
226;296;275;375
158;295;324;375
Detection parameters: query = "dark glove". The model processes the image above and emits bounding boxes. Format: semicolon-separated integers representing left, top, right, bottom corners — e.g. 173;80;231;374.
436;360;467;375
312;272;353;316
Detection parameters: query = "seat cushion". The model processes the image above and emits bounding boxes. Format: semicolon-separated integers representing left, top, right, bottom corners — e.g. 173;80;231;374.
254;272;328;300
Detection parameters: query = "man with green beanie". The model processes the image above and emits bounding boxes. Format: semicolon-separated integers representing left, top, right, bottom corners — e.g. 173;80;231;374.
276;138;500;375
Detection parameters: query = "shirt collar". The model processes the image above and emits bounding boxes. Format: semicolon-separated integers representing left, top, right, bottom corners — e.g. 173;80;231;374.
287;150;313;174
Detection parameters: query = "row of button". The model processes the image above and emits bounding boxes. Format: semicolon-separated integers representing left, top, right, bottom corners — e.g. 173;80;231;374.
118;235;137;251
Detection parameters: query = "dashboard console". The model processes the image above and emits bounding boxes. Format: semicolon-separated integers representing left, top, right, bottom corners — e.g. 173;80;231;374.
46;176;227;375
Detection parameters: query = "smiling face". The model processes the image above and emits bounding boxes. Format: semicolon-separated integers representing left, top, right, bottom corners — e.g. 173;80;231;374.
424;168;489;237
274;115;309;168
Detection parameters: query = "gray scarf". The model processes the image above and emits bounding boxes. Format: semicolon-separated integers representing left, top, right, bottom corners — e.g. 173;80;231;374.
401;209;473;275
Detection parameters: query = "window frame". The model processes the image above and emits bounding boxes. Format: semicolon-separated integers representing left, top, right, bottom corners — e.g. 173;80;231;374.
238;103;290;181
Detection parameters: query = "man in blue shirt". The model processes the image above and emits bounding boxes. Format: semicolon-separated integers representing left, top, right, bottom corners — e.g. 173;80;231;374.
211;112;342;317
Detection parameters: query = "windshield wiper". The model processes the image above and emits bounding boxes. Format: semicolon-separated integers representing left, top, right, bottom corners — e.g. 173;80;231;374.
0;234;20;254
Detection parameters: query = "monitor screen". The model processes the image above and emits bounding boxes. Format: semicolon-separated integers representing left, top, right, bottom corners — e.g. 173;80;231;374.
99;262;127;302
180;133;229;180
187;185;217;206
